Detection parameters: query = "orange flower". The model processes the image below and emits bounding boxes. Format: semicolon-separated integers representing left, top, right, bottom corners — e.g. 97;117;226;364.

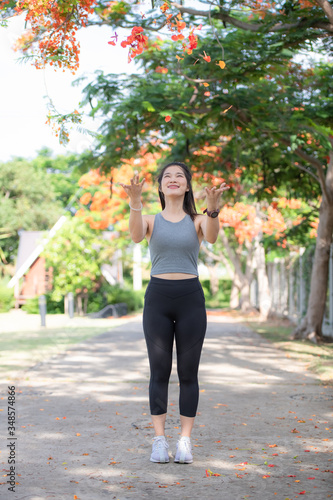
201;51;211;62
217;60;226;69
80;192;92;205
177;21;186;31
160;2;169;13
155;66;168;74
171;34;184;41
120;26;148;61
187;31;198;52
165;115;172;122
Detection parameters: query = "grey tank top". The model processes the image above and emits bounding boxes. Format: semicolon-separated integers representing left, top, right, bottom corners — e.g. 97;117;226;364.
149;212;200;276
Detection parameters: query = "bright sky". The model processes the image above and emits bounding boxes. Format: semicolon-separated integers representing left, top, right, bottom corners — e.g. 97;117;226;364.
0;14;137;162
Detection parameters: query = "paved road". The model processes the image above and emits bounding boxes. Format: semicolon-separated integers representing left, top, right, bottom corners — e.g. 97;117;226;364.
0;314;332;500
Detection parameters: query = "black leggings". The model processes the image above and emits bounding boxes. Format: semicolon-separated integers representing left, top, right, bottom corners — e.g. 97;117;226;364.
143;277;207;418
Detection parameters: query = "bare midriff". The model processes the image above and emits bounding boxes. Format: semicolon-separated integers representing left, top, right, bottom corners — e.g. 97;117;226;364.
151;273;197;280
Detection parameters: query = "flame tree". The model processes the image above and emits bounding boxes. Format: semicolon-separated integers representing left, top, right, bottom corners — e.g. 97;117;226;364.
1;0;332;340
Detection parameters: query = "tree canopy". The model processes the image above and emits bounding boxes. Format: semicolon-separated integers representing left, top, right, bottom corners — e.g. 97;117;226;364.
0;151;85;267
1;0;332;339
1;1;332;72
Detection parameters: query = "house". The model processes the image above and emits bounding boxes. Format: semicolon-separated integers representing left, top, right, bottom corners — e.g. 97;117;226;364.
7;216;123;308
10;231;53;308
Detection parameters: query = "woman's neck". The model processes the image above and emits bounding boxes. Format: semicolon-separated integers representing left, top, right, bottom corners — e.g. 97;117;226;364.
162;197;185;217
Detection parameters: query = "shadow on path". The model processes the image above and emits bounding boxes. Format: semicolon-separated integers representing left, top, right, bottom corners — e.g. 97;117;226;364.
0;316;332;500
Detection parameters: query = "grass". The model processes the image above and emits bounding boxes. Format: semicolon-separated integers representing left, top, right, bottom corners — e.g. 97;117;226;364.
0;326;113;377
245;316;333;384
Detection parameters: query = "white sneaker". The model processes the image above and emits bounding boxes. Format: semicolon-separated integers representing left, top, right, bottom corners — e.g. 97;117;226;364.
174;436;193;464
150;436;169;463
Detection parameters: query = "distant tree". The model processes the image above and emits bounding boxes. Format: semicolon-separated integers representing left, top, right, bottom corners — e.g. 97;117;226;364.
0;157;63;264
31;147;85;207
42;216;111;315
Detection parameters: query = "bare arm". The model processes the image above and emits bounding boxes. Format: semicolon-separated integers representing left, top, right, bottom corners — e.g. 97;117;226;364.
119;171;148;243
200;182;230;244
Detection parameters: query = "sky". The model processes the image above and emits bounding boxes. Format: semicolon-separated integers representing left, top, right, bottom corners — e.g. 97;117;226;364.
0;13;138;162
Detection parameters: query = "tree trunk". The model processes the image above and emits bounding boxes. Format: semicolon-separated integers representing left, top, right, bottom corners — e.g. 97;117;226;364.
206;262;220;295
293;147;333;342
253;227;272;319
219;227;253;311
200;228;255;312
230;281;240;308
200;238;238;307
239;279;251;311
83;295;88;315
76;295;82;316
293;197;333;342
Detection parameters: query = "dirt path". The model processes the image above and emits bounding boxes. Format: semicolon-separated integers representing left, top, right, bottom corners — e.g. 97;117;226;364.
1;314;332;500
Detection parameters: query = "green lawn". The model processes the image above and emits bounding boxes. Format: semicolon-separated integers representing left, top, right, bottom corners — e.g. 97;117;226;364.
246;318;333;384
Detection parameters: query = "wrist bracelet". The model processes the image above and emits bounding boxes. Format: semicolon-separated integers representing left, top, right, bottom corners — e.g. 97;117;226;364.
129;202;143;211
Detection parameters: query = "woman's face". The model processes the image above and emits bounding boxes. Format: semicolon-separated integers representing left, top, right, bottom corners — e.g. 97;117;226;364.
160;165;189;197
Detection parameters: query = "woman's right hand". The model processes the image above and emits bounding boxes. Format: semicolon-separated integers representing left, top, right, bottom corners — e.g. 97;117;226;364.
119;170;145;202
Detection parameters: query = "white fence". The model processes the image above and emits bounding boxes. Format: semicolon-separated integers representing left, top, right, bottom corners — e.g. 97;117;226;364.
250;244;333;338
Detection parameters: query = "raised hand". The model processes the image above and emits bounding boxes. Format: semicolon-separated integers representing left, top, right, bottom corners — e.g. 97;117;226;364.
119;170;145;202
205;182;230;209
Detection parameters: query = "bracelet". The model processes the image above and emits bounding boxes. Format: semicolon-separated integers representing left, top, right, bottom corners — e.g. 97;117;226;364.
129;202;143;211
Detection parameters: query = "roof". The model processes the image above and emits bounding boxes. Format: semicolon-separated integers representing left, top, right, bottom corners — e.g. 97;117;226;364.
7;218;117;289
16;231;44;272
7;215;68;288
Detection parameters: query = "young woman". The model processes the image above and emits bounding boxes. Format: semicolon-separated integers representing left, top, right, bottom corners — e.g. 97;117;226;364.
120;161;229;464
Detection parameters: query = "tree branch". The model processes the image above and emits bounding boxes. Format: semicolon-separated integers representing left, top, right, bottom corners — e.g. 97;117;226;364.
200;243;226;263
315;0;333;25
291;162;320;184
279;137;329;201
177;71;220;84
326;136;333;203
201;243;235;277
171;2;333;33
189;86;199;106
294;147;328;199
218;226;246;282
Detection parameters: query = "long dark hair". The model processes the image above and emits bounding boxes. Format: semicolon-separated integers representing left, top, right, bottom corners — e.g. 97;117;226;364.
157;161;198;221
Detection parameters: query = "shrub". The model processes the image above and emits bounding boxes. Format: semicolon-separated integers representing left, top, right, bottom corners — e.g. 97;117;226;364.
22;293;64;314
201;279;232;309
105;284;144;312
0;278;14;312
85;282;144;314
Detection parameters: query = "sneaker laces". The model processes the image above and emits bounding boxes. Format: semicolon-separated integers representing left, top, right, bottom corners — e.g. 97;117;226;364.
153;436;169;462
153;436;169;450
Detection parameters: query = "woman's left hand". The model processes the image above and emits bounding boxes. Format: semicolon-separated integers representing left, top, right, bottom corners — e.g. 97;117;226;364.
205;182;230;209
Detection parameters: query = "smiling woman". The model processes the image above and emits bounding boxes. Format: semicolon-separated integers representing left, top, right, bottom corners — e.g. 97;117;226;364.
157;162;198;223
119;161;230;465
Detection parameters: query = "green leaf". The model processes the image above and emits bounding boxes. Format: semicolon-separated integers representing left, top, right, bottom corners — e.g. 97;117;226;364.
281;49;294;57
142;101;156;112
159;110;173;117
